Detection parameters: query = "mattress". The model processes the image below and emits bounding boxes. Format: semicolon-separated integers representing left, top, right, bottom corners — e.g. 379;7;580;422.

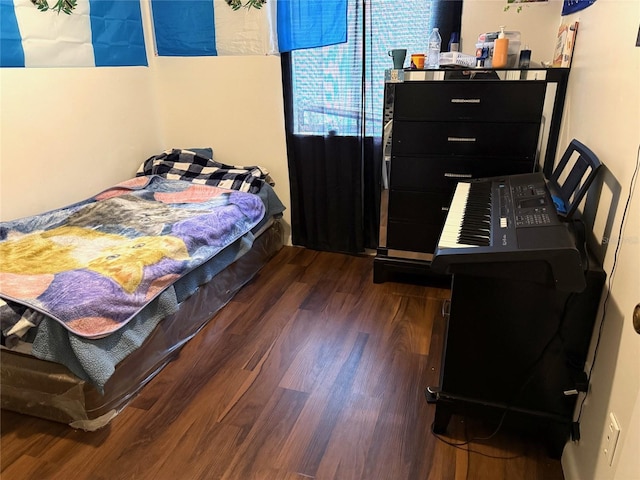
0;218;283;430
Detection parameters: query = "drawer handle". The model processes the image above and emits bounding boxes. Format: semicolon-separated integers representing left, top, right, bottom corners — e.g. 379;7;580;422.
442;299;451;318
441;206;449;212
444;173;473;178
450;98;481;104
448;136;476;143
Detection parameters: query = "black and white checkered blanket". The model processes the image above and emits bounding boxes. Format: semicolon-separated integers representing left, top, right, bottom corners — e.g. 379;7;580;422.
137;149;269;194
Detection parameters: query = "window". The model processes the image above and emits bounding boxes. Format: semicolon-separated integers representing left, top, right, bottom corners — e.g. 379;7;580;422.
290;0;434;137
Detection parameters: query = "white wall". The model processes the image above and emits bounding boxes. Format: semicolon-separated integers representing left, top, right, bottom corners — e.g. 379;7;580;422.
460;0;563;63
461;1;640;479
0;0;160;221
0;1;291;241
152;55;291;240
558;2;640;479
0;66;162;220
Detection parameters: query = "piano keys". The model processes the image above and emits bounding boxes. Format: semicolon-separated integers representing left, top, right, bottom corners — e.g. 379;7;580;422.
439;181;493;249
431;172;586;292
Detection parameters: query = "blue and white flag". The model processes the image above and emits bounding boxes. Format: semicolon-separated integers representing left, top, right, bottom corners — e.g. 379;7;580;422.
150;0;347;57
0;0;147;67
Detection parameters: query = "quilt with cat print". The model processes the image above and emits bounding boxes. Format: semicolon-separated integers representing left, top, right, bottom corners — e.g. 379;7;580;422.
0;176;265;339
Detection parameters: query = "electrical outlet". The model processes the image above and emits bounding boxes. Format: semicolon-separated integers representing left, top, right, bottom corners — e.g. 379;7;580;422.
603;412;621;466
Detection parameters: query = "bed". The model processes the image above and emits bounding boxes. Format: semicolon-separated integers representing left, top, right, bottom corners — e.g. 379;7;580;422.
0;148;285;430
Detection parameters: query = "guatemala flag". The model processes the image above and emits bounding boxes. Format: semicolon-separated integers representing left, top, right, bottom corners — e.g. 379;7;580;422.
0;0;147;67
150;0;347;57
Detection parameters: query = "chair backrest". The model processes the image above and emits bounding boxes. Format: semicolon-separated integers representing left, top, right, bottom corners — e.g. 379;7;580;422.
548;139;602;220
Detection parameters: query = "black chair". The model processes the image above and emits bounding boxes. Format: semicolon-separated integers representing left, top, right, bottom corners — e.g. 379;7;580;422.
547;139;602;220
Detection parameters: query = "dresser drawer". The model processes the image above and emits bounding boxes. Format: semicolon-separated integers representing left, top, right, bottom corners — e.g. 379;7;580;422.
388;190;450;223
392;121;540;157
393;81;546;122
389;156;533;192
387;220;442;253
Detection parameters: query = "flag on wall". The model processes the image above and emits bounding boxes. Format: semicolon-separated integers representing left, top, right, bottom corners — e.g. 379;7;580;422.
562;0;596;15
0;0;147;67
152;0;219;56
276;0;347;52
150;0;347;57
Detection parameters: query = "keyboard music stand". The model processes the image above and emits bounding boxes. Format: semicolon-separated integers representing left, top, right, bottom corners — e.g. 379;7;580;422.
547;139;602;221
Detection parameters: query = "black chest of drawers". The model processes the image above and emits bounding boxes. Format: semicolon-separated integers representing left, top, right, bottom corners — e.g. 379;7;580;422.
374;70;570;284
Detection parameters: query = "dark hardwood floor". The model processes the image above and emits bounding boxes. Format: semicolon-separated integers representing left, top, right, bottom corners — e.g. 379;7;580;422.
1;246;564;480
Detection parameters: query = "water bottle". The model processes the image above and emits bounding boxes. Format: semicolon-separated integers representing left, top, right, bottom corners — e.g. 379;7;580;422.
427;27;442;69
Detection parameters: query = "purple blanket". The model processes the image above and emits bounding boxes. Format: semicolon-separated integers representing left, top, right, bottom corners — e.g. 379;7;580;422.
0;176;265;339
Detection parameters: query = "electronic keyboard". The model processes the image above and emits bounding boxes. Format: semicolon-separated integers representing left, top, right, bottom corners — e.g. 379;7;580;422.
431;172;586;292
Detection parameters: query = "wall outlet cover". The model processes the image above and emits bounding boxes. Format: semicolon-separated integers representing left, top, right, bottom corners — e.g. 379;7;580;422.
603;412;621;466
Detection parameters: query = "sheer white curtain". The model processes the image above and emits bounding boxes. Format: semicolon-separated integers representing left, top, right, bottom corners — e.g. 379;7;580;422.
290;0;434;138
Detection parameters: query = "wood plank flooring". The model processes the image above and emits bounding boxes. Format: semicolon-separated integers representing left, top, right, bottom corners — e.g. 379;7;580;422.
1;246;565;480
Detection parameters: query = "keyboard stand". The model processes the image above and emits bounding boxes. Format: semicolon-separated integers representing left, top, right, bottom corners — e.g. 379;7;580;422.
373;253;451;287
426;249;605;458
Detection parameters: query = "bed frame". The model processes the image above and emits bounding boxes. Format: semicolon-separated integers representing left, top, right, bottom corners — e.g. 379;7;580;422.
0;218;283;430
